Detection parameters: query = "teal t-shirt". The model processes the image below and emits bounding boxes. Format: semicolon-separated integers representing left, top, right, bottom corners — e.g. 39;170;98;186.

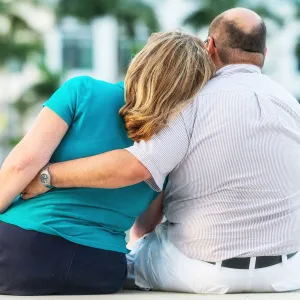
0;76;159;253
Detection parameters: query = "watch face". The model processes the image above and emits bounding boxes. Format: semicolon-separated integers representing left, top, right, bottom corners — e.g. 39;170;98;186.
40;173;48;184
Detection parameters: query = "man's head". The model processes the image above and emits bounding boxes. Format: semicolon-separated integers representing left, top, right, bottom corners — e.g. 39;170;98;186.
207;8;267;69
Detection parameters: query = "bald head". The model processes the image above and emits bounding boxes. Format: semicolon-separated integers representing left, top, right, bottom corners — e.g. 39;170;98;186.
208;8;267;67
223;8;263;32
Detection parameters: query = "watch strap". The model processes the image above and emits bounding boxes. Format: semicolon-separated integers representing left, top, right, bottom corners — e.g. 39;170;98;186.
40;163;55;189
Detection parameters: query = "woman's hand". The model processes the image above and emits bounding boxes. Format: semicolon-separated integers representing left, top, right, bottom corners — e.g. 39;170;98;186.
21;173;50;200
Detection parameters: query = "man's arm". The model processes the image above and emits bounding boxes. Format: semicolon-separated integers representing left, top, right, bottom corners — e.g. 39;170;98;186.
51;149;151;188
22;149;151;199
22;108;190;199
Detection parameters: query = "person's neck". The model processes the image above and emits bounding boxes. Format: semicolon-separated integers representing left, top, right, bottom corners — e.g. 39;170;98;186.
216;62;262;71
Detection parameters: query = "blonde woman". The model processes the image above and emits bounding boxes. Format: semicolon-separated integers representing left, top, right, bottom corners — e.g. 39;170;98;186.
0;31;214;295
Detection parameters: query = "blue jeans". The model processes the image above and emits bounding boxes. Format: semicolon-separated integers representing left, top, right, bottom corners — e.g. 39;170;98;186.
0;221;127;295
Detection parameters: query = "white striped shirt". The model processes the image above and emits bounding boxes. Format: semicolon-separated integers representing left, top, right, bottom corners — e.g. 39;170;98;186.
127;64;300;262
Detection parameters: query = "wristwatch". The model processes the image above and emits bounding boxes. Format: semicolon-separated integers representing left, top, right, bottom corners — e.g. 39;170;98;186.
40;163;55;189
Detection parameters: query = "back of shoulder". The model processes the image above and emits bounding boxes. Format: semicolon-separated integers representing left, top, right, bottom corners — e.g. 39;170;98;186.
66;76;120;94
67;76;124;105
265;76;298;102
196;72;297;103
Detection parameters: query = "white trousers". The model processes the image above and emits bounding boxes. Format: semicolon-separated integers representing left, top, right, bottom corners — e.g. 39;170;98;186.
126;223;300;294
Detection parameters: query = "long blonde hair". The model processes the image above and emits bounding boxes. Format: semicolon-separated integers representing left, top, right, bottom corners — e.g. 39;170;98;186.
120;31;215;142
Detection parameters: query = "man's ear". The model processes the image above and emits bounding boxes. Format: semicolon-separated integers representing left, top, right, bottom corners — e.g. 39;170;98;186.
207;37;216;55
264;47;268;57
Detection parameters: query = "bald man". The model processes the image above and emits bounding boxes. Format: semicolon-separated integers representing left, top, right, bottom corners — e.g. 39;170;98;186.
207;8;267;69
23;8;300;294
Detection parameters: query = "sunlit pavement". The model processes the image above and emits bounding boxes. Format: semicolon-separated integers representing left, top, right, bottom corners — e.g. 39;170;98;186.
0;290;299;299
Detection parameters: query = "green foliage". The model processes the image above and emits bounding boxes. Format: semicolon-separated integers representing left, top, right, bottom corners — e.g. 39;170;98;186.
57;0;159;37
0;0;43;66
253;5;284;26
13;64;63;118
184;0;238;29
296;38;300;71
57;0;118;20
184;0;283;29
296;39;300;57
296;1;300;66
115;1;159;36
29;64;63;100
7;136;23;147
296;0;300;17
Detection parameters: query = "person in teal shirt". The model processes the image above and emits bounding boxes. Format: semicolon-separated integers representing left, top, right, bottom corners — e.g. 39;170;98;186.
1;78;156;254
0;31;214;295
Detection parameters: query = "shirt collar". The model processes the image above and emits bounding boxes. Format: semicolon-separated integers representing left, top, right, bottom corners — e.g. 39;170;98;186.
215;64;262;78
116;65;260;88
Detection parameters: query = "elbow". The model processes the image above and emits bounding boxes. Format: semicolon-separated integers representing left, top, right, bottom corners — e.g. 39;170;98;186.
11;161;29;173
131;161;151;183
7;155;37;174
106;150;152;187
0;204;9;214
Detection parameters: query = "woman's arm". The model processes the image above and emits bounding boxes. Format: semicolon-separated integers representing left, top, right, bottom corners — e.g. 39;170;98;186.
0;107;68;212
127;192;164;248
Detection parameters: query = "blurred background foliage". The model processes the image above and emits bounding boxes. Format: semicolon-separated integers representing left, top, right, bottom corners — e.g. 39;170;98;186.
0;0;160;131
184;0;284;27
57;0;159;37
0;0;300;159
0;0;42;66
1;0;299;117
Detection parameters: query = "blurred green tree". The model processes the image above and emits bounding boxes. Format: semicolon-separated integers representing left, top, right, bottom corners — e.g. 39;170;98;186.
184;0;283;31
0;0;51;143
0;0;43;67
296;1;300;72
57;0;159;37
296;38;300;70
12;64;63;140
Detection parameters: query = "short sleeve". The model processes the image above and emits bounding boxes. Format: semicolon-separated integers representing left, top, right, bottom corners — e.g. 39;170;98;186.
43;76;90;126
126;113;190;192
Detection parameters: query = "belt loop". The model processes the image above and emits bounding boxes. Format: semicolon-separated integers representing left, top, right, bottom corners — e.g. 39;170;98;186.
249;257;256;271
282;254;287;266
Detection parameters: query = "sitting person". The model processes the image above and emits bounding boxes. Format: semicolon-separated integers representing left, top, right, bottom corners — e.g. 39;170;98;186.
0;31;215;295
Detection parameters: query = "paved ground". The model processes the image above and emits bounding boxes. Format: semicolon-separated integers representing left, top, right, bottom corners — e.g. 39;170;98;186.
0;290;299;299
